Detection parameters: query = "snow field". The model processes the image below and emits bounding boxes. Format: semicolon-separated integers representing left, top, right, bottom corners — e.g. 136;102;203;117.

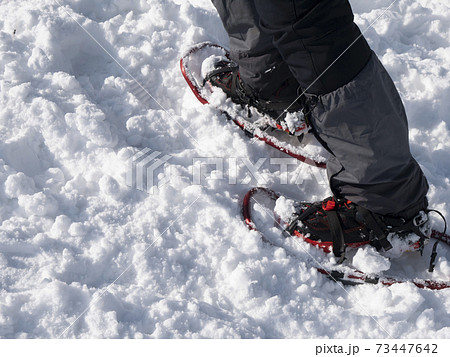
0;0;449;338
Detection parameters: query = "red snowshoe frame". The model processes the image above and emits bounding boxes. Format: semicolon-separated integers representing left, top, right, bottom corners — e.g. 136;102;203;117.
242;187;450;290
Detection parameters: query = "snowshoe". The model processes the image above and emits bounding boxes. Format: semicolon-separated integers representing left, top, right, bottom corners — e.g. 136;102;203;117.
242;187;450;290
180;42;329;168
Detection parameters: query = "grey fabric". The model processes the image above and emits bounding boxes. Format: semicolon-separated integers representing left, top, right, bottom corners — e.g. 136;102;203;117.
211;0;299;101
211;0;429;217
309;52;429;216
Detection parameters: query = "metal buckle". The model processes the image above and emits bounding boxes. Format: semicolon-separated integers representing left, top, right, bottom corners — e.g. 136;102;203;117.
413;211;428;227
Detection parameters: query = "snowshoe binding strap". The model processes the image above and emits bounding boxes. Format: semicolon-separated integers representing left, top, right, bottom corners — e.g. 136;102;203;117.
356;206;393;251
381;210;434;255
428;241;439;273
205;62;304;120
425;209;447;270
367;207;446;256
287;200;347;262
203;62;240;97
325;209;347;263
286;203;321;235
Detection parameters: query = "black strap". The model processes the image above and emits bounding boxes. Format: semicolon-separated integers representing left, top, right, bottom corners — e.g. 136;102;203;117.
203;64;237;85
324;210;346;262
287;201;347;262
428;241;439;273
286;204;321;235
205;65;301;117
357;206;393;251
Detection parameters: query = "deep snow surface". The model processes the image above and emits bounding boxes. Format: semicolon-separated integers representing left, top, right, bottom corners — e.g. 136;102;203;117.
0;0;449;338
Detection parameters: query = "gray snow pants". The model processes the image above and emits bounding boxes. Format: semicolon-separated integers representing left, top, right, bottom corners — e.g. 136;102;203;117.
211;0;429;218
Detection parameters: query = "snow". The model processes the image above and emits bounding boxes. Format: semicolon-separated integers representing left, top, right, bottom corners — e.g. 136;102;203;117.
352;246;391;274
0;0;449;339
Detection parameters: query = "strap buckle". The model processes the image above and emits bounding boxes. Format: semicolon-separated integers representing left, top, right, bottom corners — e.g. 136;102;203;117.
413;211;428;227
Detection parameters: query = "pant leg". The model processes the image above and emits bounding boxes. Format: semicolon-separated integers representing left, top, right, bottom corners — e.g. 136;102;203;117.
309;52;428;217
211;0;299;102
252;0;428;216
254;0;371;95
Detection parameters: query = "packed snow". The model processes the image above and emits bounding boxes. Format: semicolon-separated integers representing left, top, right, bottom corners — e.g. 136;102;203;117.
0;0;449;338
